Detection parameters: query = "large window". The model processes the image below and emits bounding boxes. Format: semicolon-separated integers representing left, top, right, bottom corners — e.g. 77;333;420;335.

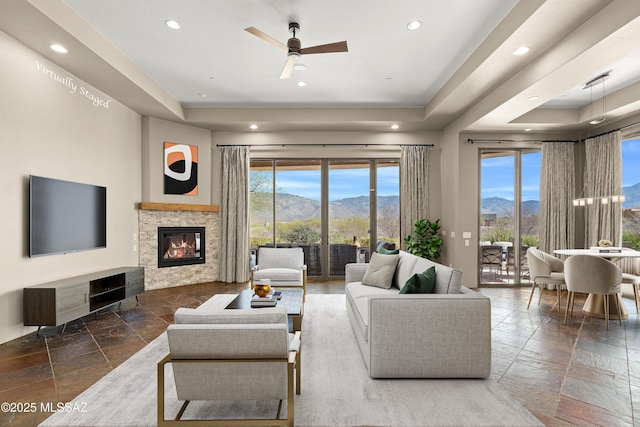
479;149;540;285
622;138;640;248
250;159;399;279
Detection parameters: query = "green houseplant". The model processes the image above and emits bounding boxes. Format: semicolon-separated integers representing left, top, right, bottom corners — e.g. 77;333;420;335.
404;218;442;261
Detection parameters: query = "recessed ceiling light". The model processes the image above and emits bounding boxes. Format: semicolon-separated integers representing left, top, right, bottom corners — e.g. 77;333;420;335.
50;44;68;53
165;19;181;30
513;46;530;56
197;93;207;98
391;124;399;130
524;128;532;132
250;124;258;130
407;20;422;30
297;81;306;87
293;63;306;71
528;96;538;101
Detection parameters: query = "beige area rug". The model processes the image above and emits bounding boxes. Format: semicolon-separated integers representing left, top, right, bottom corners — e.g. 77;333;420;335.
40;294;542;427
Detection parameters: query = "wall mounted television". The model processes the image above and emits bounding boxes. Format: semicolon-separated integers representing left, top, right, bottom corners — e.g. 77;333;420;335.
29;175;107;257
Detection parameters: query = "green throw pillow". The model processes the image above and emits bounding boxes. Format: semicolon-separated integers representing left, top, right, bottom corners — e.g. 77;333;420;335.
378;247;399;255
399;266;436;294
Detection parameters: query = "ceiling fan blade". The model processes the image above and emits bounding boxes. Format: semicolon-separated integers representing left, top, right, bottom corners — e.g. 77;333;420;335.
280;56;295;79
245;27;287;50
300;41;348;55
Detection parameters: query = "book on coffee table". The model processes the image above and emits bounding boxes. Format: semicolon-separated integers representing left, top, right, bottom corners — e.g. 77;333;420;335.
250;294;278;307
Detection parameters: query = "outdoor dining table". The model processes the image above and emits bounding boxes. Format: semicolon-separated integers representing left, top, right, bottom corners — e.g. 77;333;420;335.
553;248;640;320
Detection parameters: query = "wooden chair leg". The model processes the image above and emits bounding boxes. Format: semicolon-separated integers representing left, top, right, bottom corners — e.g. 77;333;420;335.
527;282;537;309
564;291;572;324
616;293;623;325
538;283;544;306
556;285;562;314
604;295;609;330
634;284;640;314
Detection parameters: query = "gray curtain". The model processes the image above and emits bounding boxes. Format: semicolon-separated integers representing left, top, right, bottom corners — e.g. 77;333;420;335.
219;146;251;282
400;145;429;246
539;142;575;252
584;131;622;247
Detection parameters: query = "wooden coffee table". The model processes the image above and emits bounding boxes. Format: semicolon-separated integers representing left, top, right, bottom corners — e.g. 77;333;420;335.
225;289;304;331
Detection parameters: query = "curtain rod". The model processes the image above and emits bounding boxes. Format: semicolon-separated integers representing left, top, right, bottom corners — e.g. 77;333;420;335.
466;138;578;144
215;143;434;147
582;121;640;141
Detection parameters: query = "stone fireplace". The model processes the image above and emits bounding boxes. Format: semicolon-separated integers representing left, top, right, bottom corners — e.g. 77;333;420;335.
138;203;218;290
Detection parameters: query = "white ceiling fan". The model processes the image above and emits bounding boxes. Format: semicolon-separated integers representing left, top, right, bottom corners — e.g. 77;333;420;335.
245;22;348;79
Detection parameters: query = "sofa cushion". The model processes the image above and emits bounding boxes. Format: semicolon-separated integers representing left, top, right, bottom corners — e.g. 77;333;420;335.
392;252;419;289
399;266;436;294
362;252;399;289
253;267;302;284
174;307;288;325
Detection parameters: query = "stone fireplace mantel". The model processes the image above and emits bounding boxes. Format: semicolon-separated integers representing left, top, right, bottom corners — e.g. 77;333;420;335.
139;202;219;212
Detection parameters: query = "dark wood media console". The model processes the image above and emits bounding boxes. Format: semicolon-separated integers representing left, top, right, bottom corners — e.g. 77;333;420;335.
23;267;144;331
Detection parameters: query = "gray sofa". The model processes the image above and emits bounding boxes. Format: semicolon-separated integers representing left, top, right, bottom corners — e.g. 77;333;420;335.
345;250;491;378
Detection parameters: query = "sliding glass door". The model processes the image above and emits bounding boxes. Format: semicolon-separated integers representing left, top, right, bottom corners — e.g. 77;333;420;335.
250;159;399;279
479;149;540;285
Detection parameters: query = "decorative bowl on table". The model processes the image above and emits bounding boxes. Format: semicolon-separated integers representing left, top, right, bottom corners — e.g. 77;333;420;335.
253;279;271;297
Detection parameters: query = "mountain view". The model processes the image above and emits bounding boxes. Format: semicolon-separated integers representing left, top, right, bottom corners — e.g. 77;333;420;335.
251;193;399;222
252;182;640;223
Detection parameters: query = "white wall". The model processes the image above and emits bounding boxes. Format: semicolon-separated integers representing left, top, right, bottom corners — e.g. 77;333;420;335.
0;31;141;344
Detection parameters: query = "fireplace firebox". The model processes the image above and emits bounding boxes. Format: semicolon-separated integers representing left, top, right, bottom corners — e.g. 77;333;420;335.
157;227;205;268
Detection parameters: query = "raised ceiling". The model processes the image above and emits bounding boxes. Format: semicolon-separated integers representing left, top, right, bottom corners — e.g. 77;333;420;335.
2;0;640;133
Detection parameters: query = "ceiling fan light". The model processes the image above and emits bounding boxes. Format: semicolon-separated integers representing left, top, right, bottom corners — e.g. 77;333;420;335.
293;63;306;71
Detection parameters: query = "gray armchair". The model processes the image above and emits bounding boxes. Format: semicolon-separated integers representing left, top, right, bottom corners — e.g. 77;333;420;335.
526;248;566;313
252;247;307;301
158;307;301;426
564;254;622;329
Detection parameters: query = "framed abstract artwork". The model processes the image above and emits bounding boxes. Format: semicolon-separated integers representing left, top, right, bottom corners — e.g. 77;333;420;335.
164;142;198;195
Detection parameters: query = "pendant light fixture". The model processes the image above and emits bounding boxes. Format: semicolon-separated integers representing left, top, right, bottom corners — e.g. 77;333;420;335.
584;72;610;125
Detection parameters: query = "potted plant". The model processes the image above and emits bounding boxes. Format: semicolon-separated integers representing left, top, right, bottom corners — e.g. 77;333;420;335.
404;218;442;261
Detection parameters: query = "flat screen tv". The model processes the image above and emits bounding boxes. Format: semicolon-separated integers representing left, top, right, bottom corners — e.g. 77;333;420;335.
29;175;107;257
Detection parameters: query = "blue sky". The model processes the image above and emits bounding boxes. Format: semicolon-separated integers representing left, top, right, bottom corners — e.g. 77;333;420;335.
273;165;400;201
622;139;640;188
481;152;541;201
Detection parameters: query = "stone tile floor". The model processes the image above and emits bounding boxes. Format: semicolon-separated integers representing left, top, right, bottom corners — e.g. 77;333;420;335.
0;281;638;426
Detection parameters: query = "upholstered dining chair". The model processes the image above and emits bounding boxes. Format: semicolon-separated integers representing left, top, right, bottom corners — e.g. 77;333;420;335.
158;307;301;426
526;248;566;313
564;254;623;329
618;248;640;313
252;247;307;301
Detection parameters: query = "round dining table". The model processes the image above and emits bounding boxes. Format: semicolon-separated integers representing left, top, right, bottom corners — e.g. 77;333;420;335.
553;248;640;320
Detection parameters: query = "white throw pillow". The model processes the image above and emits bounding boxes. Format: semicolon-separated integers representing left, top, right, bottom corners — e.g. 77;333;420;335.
361;252;400;289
